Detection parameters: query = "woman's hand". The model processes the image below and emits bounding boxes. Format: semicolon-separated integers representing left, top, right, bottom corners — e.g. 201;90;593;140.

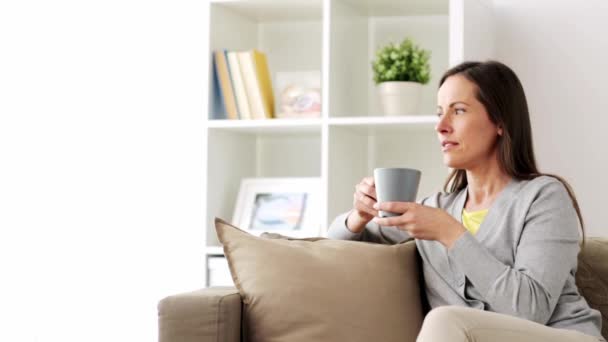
372;201;467;248
346;176;379;233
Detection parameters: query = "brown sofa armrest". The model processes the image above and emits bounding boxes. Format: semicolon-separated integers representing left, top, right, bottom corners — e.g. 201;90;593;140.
158;286;242;342
576;238;608;340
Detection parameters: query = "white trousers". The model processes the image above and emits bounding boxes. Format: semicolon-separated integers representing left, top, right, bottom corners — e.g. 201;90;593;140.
417;306;605;342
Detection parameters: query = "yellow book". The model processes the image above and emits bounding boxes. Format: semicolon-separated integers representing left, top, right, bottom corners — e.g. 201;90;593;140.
213;50;239;120
251;50;275;119
237;50;275;119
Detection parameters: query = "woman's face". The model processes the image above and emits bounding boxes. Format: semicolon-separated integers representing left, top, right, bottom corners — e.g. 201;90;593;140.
436;74;502;170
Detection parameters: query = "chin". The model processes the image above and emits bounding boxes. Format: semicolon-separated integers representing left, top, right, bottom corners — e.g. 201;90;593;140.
442;157;463;169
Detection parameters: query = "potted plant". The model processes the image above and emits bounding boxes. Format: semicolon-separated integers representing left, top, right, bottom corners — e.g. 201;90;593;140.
372;38;431;116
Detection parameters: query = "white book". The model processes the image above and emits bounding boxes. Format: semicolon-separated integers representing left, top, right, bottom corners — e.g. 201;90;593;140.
226;51;251;120
237;51;266;119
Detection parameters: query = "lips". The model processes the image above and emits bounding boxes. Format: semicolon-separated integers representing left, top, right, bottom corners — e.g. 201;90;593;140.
441;140;459;151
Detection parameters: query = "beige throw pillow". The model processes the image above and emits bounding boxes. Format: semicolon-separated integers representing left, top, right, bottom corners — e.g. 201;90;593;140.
215;217;423;342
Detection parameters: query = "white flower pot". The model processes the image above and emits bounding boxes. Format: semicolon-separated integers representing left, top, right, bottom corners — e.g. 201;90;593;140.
377;81;423;116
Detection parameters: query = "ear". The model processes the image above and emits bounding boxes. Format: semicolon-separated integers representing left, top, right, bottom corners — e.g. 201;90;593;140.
497;126;503;136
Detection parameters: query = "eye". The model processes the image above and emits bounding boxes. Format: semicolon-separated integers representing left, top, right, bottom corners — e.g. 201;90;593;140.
454;108;466;114
436;112;443;117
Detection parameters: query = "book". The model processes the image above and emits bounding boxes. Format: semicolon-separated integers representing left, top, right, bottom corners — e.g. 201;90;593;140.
210;52;227;120
237;49;275;119
213;50;239;120
252;50;275;119
227;51;251;120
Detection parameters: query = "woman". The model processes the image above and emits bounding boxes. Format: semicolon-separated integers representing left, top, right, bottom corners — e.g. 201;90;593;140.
327;61;604;342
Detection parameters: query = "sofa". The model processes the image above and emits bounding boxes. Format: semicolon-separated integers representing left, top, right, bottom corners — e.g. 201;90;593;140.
158;238;608;342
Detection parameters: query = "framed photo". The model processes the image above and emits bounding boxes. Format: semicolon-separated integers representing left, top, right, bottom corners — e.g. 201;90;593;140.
274;71;321;119
232;177;321;238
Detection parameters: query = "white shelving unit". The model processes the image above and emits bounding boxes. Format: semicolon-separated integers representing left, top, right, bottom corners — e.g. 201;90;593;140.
203;0;495;287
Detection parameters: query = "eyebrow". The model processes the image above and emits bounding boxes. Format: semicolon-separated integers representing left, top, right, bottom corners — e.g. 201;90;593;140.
437;101;470;109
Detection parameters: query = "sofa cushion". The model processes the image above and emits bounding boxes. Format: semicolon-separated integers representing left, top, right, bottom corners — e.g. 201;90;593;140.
576;238;608;340
214;217;423;342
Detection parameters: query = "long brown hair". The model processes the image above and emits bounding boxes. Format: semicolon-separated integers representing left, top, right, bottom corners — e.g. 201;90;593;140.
439;61;585;243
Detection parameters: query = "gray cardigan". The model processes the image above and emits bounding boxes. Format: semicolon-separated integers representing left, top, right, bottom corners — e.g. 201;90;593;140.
328;176;602;338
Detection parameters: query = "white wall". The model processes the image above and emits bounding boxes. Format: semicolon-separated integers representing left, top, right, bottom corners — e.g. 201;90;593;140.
493;0;608;237
0;1;207;341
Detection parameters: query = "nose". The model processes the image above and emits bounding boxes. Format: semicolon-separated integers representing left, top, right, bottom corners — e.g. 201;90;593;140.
435;112;452;135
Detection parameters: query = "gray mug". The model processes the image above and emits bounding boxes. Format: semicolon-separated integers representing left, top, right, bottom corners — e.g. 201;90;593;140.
373;167;421;218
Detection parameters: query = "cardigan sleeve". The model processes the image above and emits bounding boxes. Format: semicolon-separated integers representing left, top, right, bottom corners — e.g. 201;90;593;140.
447;180;581;324
326;193;438;244
326;209;412;244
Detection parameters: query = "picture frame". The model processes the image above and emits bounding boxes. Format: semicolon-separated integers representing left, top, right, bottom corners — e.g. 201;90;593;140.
231;177;321;238
274;71;321;119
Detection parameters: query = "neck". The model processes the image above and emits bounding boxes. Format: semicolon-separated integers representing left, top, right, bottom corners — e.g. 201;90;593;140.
464;153;511;209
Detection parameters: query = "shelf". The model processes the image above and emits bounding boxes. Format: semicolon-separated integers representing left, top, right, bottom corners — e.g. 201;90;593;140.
209;1;323;122
329;115;437;125
210;0;323;22
207;118;323;134
329;1;449;119
327;123;446;222
206;116;436;134
205;246;225;255
329;115;438;134
203;0;496;288
340;0;449;16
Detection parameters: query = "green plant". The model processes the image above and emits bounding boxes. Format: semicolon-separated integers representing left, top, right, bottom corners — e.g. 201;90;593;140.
371;38;431;85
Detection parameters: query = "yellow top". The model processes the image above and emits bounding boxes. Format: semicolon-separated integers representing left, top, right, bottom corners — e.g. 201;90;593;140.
461;208;489;235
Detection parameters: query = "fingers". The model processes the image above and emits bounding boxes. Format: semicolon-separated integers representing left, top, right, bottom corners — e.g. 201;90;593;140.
373;201;412;214
357;177;377;200
373;214;415;231
351;176;379;219
353;192;378;217
372;202;414;227
373;215;403;227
